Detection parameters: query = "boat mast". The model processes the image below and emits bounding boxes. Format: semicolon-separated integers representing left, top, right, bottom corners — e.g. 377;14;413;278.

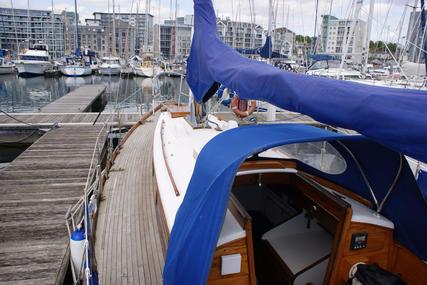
10;0;19;54
74;0;80;56
313;0;320;54
266;0;276;122
420;0;427;74
51;0;55;59
363;0;375;72
27;0;30;48
174;0;178;61
338;0;363;79
112;0;116;56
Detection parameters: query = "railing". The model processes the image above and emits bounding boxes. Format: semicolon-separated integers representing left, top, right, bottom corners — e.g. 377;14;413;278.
63;73;174;284
151;73;189;112
65;117;111;285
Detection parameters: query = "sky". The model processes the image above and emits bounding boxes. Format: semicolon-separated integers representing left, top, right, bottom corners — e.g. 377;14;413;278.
0;0;419;44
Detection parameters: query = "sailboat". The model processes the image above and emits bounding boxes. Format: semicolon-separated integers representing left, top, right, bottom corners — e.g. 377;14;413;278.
61;0;92;77
98;0;122;76
133;53;161;77
154;1;427;285
0;49;15;74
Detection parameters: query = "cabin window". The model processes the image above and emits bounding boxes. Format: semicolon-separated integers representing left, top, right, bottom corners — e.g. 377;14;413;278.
266;142;347;175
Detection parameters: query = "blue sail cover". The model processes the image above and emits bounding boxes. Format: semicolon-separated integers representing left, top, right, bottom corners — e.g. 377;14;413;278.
236;36;287;59
310;53;338;61
164;124;427;284
418;170;427;202
186;0;427;163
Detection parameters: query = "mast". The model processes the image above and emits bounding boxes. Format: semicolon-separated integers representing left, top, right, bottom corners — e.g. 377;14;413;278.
420;0;427;74
10;0;19;54
27;0;30;48
51;0;55;59
74;0;80;55
363;0;375;72
313;0;320;54
112;0;116;56
174;0;178;61
266;0;276;122
338;0;363;79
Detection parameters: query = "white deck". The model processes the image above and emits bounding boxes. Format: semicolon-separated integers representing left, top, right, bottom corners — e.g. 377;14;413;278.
153;112;246;246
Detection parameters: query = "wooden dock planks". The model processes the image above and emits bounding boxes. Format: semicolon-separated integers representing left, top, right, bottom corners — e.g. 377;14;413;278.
95;115;164;285
0;112;142;127
0;124;106;285
40;84;106;113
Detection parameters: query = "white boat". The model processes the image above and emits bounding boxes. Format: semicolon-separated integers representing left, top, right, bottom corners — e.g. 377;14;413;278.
306;67;363;79
0;57;15;74
133;54;161;77
0;49;15;74
15;44;53;76
98;57;122;76
153;102;427;285
61;64;92;77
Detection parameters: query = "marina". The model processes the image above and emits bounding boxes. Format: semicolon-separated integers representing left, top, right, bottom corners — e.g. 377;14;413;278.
0;0;427;284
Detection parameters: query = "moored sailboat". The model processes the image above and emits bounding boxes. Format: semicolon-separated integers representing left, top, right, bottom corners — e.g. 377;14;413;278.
158;1;427;285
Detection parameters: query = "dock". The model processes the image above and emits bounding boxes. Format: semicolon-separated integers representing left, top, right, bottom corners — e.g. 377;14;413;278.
0;83;150;284
40;84;106;113
0;124;106;284
0;112;142;128
95;113;164;285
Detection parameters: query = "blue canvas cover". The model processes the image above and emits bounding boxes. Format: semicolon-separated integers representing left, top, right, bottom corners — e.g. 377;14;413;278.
186;0;427;163
310;53;338;61
418;170;427;202
164;124;427;285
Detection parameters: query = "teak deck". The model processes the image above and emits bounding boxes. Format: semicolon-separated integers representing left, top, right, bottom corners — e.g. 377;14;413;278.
95;114;164;285
0;125;106;284
40;84;106;113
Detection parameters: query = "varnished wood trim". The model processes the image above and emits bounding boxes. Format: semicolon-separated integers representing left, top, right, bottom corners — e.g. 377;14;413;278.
208;238;250;282
160;120;180;196
300;171;372;208
324;207;352;285
390;244;427;285
239;159;297;171
228;194;251;228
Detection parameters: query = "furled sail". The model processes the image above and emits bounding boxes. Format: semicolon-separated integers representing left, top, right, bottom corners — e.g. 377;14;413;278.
186;0;427;163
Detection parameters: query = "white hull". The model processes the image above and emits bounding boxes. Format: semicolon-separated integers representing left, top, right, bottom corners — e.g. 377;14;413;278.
99;65;121;76
61;65;92;77
0;66;15;74
134;66;162;77
15;61;52;76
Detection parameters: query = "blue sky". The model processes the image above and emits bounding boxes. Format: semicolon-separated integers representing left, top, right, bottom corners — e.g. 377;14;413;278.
0;0;418;44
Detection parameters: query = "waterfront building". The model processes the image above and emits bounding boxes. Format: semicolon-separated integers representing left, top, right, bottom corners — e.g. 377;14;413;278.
159;16;193;60
405;10;427;63
216;17;263;49
92;12;153;54
320;14;367;64
272;27;296;57
65;20;135;59
0;7;68;59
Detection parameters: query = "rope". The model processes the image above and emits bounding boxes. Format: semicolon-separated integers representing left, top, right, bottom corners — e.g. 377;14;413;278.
0;129;40;144
0;109;34;126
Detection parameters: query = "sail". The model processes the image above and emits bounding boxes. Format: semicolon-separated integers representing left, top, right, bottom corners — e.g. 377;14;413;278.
186;0;427;163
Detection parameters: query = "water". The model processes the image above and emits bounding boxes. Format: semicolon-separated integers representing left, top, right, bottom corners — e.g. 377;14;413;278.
0;74;189;113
